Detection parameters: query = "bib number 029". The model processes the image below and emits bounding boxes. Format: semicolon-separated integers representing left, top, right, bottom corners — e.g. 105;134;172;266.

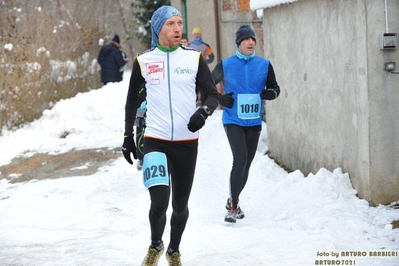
142;151;169;189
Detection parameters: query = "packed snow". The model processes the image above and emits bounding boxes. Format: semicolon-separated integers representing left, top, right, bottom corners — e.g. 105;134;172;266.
0;72;398;266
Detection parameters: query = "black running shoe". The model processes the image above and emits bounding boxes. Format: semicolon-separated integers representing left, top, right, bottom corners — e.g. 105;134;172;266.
225;198;245;219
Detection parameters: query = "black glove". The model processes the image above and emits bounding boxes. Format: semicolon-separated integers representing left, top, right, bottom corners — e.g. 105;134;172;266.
219;92;234;108
187;109;207;132
122;135;137;165
260;87;280;100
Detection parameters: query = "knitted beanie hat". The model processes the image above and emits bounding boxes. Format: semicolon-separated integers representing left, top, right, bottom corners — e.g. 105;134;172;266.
192;27;202;35
112;35;120;44
235;25;256;46
151;6;182;48
181;33;189;42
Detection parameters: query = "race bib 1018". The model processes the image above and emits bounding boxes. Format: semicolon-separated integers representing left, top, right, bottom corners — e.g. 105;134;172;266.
237;94;261;119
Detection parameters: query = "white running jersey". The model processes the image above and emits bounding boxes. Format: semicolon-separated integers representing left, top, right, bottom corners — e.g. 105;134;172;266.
137;47;201;141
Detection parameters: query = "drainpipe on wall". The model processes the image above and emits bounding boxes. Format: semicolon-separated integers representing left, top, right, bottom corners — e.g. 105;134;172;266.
182;0;188;34
213;0;221;62
381;0;399;73
384;0;389;33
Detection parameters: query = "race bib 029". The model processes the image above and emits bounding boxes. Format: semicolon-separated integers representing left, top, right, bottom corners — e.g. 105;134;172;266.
142;151;169;189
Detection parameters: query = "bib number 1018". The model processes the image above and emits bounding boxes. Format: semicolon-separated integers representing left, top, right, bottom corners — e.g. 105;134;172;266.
239;103;259;114
237;94;261;119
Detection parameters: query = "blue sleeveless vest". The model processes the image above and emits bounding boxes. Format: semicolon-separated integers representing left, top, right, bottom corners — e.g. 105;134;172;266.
222;55;269;126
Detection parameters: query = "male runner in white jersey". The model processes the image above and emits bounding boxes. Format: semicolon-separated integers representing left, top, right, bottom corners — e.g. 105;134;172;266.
122;5;219;266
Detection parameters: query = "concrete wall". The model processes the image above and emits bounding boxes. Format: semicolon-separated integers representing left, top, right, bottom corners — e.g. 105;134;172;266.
367;0;399;205
263;0;399;205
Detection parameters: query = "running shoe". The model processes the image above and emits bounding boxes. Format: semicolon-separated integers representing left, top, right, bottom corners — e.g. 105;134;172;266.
141;241;164;266
225;198;245;219
166;251;182;266
225;206;238;223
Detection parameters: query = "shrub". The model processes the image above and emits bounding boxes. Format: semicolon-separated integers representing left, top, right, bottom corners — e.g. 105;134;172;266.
0;1;104;132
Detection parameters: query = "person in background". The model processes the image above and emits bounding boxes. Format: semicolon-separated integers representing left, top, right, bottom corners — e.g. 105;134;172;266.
188;27;215;64
180;33;204;107
122;5;218;266
97;35;127;85
211;25;280;223
180;33;189;46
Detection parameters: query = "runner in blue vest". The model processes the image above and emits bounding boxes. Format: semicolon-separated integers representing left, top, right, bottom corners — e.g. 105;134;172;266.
211;25;280;223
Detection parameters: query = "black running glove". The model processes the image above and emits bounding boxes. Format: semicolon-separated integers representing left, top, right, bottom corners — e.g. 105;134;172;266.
260;87;280;100
219;92;234;108
122;134;137;165
187;109;208;132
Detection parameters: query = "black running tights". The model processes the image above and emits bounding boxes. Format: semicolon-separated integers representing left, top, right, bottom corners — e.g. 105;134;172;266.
224;124;260;206
144;138;198;252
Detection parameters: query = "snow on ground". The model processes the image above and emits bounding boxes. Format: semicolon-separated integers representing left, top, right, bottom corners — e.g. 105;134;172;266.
0;72;398;265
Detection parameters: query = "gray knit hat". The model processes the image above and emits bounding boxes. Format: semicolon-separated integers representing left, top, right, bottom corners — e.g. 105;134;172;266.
235;25;257;46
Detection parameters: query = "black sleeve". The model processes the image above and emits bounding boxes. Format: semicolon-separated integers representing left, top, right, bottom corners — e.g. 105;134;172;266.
97;46;104;64
266;62;279;90
206;52;215;64
265;62;280;99
196;55;219;114
124;57;144;135
138;85;147;104
211;61;224;85
113;47;126;68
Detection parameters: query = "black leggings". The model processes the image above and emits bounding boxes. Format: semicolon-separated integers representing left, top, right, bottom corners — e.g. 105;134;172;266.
224;125;260;206
144;138;198;251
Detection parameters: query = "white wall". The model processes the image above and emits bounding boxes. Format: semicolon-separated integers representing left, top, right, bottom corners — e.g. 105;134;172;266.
263;0;399;205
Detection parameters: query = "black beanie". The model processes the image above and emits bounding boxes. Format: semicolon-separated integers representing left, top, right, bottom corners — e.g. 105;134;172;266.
235;25;256;46
112;35;120;44
181;33;189;42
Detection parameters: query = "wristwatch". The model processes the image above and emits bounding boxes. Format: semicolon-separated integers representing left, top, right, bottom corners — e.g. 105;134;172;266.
200;105;211;115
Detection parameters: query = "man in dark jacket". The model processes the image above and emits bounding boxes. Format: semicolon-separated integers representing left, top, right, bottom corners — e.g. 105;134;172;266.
97;35;127;85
